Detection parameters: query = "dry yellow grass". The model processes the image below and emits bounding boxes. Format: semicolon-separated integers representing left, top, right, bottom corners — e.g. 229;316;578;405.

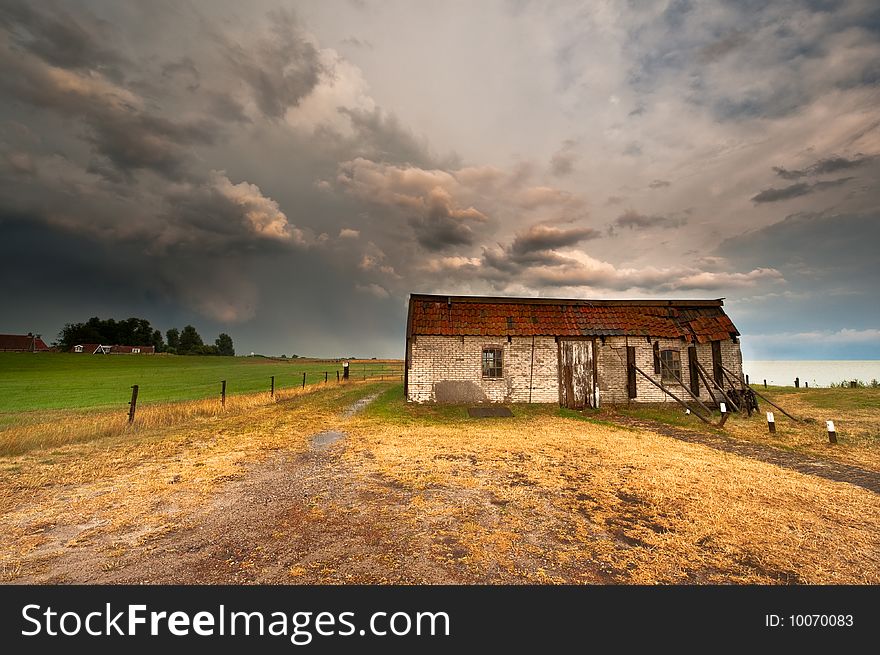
342;398;880;584
0;382;332;456
1;382;877;584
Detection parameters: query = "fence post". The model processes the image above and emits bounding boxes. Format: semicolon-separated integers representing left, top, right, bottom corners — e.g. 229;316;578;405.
763;379;767;389
336;370;340;383
767;411;775;434
324;371;328;383
221;380;226;407
343;361;350;380
826;420;837;444
270;375;275;398
302;372;306;388
128;384;139;424
795;377;799;388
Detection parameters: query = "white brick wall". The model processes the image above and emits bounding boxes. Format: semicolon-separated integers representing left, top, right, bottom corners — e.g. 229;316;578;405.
407;334;743;405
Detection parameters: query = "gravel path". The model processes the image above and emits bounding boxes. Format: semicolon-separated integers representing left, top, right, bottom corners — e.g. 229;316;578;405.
612;415;880;494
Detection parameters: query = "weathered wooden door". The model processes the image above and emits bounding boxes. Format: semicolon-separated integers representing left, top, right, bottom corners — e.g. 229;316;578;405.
558;339;595;409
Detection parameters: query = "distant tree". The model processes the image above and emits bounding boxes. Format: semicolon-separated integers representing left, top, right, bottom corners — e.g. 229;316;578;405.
58;316;162;349
165;328;180;354
215;333;235;357
178;325;203;355
151;329;165;353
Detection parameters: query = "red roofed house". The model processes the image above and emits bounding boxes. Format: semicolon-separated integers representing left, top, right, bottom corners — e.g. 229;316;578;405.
404;294;744;408
0;333;51;352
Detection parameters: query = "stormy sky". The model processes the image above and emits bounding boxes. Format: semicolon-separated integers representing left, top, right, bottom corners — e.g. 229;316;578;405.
1;0;878;359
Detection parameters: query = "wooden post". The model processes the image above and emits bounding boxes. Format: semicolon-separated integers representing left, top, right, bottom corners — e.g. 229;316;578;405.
745;374;749;385
718;403;730;428
128;384;139;424
302;372;306;388
221;380;226;407
746;384;802;422
633;366;712;425
826;420;837;444
337;370;340;383
343;361;350;380
795;377;799;388
695;361;739;412
324;371;328;383
660;359;712;416
270;375;275;398
767;411;776;433
804;381;808;388
763;379;767;389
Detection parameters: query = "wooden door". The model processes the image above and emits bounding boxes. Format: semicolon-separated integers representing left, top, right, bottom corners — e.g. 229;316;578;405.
711;341;723;384
688;345;700;395
559;339;595;409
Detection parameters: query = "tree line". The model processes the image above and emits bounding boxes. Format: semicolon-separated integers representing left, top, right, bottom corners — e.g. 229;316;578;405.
58;317;234;356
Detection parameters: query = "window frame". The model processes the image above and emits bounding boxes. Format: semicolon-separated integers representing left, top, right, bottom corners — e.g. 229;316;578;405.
481;346;504;379
659;349;682;384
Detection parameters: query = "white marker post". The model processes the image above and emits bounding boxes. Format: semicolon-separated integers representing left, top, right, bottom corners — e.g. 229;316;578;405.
718;402;729;427
685;408;691;415
826;420;837;444
767;411;776;434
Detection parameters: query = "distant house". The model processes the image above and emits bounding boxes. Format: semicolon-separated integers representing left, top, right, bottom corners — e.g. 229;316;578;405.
404;294;743;408
71;344;155;354
109;345;155;354
71;344;106;354
0;333;50;352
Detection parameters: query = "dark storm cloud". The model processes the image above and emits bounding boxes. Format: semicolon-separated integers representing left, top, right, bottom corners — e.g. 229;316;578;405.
719;211;879;339
480;224;601;278
613;209;687;230
162;56;201;91
751;176;855;203
623;0;880;121
0;20;218;182
0;0;126;76
510;224;600;254
409;215;474;251
337;107;445;168
773;154;877;179
86;113;218;182
217;8;323;119
206;92;251;124
648;179;671;189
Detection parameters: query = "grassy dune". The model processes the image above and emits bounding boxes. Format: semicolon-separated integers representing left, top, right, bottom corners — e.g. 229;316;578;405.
0;353;401;412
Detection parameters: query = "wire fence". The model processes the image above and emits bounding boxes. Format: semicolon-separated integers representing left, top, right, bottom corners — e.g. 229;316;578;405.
123;362;405;423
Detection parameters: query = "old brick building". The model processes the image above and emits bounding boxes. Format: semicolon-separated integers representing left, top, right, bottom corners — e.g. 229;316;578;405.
404;294;743;408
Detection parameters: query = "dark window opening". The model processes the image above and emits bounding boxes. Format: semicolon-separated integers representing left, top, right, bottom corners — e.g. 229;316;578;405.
482;347;503;379
660;349;681;383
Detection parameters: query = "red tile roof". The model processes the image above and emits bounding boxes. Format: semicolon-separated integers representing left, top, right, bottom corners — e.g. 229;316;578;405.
0;334;50;351
408;295;739;344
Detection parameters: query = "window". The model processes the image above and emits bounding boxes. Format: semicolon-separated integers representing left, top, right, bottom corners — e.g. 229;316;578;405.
660;349;681;383
482;347;503;378
132;348;140;354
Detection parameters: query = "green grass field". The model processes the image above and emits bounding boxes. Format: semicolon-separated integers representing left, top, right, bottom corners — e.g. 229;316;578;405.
0;353;402;412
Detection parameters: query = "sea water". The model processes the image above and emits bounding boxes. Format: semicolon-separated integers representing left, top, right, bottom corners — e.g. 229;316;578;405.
741;360;880;388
